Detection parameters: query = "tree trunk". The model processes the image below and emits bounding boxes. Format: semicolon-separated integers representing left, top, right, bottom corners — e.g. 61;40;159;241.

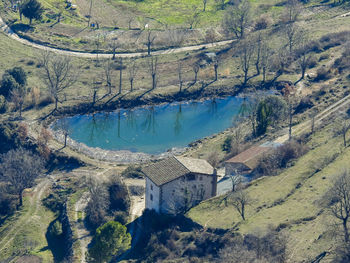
18;190;23;209
152;74;156;90
343;218;349;242
343;131;347;147
19;103;23;118
214;65;218;81
194;72;198;84
92;90;97;105
130;79;134;92
243;71;248;86
241;203;245;220
289;104;293;141
112;49;116;60
147;43;151;56
119;69;122;94
64;134;67;148
29;18;32;25
55;97;58;111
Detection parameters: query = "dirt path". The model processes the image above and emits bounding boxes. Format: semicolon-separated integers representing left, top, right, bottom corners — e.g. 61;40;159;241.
74;191;91;263
274;91;350;144
0;16;234;58
0;176;54;254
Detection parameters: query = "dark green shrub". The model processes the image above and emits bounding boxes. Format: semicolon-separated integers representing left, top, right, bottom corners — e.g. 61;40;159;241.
121;165;144;178
222;136;232;153
0;95;7;113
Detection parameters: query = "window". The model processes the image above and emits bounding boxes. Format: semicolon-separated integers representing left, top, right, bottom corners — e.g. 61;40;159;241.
150;194;153;201
199;176;203;181
187;174;196;181
151;184;153;191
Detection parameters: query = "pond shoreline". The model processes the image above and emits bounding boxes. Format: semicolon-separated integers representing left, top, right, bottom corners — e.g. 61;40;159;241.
45;83;280;164
47;84;247;120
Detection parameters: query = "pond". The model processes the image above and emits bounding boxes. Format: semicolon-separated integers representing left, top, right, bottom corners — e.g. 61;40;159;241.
54;96;244;155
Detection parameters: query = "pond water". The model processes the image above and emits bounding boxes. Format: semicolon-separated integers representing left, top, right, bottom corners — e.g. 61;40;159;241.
55;96;244;155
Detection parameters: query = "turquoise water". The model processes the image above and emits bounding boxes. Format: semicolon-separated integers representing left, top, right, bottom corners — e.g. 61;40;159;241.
55;97;244;154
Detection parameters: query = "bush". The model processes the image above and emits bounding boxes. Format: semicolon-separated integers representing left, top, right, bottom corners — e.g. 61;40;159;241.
255;140;309;177
109;177;130;213
222;136;232;153
129;185;145;196
0;190;17;217
121;165;144;178
254;14;272;30
314;67;332;81
0;73;19;98
0;95;7;113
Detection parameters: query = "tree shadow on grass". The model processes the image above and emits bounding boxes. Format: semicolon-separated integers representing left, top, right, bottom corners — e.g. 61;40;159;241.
11;23;33;33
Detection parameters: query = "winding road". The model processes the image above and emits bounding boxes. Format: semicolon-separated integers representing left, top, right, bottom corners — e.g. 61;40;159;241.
0;16;234;58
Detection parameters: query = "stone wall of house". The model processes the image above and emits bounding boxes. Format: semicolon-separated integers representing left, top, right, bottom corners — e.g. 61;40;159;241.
160;173;216;214
145;177;160;212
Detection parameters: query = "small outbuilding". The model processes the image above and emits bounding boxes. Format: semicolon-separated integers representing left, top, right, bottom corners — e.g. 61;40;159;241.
225;142;280;176
142;156;217;214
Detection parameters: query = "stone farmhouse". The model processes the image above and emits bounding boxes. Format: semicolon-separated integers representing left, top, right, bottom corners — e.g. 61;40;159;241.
142;156;217;214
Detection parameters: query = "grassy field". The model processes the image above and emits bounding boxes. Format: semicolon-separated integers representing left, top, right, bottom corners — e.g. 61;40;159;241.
0;180;55;262
188;122;350;261
1;0;348;52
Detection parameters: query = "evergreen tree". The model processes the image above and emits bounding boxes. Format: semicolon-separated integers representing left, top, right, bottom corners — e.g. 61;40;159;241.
88;221;131;263
20;0;43;24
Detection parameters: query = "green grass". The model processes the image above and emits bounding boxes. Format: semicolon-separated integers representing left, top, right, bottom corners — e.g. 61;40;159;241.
0;187;55;262
188;122;350;261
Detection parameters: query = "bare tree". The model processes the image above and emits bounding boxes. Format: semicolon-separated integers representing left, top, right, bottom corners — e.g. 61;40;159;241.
231;189;251;220
213;57;219;81
103;59;113;94
207;151;220;168
85;176;109;230
167;28;185;47
128;58;138;92
177;60;183;92
260;42;273;83
282;84;297;141
10;85;26;118
118;57;123;94
94;35;103;63
108;37;119;60
254;33;264;76
203;0;208;11
186;7;200;29
91;77;102;106
145;30;156;56
127;17;134;29
295;37;313;82
237;38;255;86
39;51;78;111
222;0;251;39
191;62;200;86
337;116;350;147
0;148;44;208
148;56;158;90
282;23;304;54
270;48;290;83
282;0;302;24
55;118;71;148
322;170;350;243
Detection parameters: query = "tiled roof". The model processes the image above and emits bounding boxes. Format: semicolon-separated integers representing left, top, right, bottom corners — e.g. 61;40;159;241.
142;156;214;186
225;146;271;170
